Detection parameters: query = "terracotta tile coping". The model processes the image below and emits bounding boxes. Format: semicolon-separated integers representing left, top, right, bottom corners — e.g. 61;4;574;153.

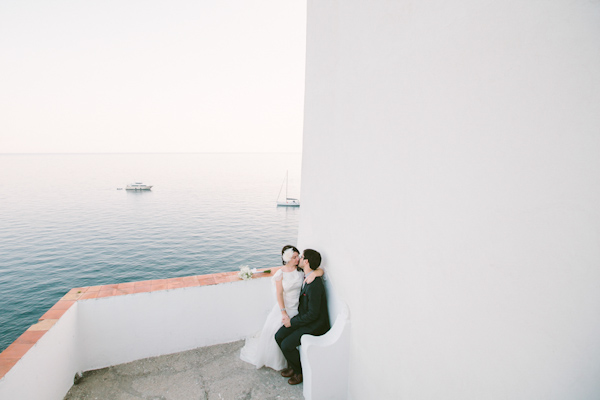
0;267;279;381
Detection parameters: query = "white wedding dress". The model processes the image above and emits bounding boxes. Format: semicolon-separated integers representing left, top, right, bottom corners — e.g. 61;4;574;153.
240;268;304;370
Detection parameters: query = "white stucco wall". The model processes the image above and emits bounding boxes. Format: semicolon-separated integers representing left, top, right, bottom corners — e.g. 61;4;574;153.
298;1;600;399
78;279;273;371
0;306;79;400
0;278;274;399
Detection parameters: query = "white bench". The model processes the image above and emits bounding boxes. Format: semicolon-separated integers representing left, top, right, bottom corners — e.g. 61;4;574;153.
299;282;351;400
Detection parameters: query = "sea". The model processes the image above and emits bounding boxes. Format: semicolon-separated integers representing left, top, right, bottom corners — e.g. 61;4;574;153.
0;153;302;352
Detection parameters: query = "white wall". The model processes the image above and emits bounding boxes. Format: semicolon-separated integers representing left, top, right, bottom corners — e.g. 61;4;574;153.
0;278;275;399
0;306;79;400
298;1;600;399
78;279;273;371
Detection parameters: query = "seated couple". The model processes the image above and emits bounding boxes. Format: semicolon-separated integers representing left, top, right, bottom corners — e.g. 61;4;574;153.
240;246;330;385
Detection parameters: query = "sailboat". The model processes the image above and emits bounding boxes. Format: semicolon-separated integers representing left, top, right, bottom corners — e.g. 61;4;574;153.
276;171;300;207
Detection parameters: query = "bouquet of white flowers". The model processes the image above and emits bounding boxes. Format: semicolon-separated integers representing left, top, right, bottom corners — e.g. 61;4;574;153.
238;265;257;280
237;266;272;280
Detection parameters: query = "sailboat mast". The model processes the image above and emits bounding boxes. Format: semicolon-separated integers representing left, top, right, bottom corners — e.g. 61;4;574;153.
276;170;299;207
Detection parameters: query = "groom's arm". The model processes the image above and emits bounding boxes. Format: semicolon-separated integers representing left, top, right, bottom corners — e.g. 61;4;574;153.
290;278;324;328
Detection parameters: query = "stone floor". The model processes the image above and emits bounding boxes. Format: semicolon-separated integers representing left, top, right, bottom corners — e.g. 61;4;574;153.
63;341;304;400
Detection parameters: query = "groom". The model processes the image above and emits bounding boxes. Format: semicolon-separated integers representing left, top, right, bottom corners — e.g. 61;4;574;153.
275;249;330;385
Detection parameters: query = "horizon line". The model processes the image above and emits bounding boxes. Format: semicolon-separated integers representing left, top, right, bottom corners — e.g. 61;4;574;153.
0;151;303;155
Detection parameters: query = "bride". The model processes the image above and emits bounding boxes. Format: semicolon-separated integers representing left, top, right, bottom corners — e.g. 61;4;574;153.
240;245;324;370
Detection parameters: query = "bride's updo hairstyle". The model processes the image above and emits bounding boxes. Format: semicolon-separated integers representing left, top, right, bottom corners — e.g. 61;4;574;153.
281;245;299;265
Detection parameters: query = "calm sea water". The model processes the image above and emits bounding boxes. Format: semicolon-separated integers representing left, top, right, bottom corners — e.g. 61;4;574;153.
0;153;302;352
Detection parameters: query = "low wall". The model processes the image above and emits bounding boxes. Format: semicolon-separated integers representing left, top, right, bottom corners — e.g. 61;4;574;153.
0;306;79;399
0;269;277;400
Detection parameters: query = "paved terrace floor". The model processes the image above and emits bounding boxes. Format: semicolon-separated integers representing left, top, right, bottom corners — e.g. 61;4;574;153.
64;340;304;400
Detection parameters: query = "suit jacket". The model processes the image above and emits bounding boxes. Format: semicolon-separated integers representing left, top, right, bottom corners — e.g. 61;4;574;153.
290;275;330;336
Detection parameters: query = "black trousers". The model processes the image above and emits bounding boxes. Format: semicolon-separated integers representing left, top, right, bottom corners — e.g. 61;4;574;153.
275;325;313;375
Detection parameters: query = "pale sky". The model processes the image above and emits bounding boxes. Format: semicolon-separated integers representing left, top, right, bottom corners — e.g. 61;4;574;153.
0;0;306;153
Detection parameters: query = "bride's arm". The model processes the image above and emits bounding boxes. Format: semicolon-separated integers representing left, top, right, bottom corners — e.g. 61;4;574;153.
275;279;288;318
304;267;324;284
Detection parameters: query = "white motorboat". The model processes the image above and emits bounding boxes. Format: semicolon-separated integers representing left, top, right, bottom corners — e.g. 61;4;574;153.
125;182;153;190
276;171;300;207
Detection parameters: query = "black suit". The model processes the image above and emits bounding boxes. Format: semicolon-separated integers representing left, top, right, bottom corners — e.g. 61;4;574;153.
275;275;330;374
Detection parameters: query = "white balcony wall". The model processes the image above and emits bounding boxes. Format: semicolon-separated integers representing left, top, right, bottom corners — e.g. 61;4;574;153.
298;0;600;399
0;306;79;400
78;279;274;371
0;278;274;399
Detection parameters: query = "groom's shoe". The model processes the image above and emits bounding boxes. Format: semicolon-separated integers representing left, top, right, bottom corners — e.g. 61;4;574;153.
288;373;303;385
280;367;294;378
